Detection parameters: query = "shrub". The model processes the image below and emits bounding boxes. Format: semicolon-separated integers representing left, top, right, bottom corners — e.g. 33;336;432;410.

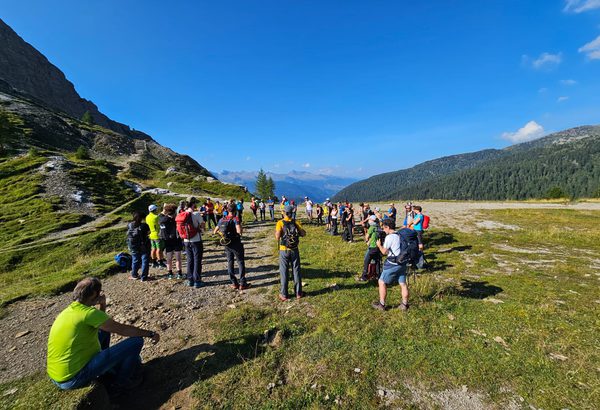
75;145;90;160
545;186;567;199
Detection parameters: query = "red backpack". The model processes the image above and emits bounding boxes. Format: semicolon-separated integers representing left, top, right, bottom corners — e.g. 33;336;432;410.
422;215;430;230
175;211;198;240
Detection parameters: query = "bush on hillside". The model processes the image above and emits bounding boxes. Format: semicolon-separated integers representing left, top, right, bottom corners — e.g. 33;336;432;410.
75;145;90;160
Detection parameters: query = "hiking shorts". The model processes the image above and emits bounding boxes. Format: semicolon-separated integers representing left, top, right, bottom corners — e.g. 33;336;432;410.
379;262;408;285
151;239;165;250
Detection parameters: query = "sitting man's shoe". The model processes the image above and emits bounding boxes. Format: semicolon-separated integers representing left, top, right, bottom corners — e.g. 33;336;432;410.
356;276;368;282
371;301;386;311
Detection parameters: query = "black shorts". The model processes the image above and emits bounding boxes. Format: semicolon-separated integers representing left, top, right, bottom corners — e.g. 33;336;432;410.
165;239;183;253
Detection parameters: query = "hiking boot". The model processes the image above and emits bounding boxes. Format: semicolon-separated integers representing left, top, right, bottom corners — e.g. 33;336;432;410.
356;276;368;282
278;294;289;302
194;281;204;289
167;272;173;280
188;280;194;287
230;284;239;290
158;260;167;269
129;275;139;280
239;283;251;291
151;261;159;269
176;272;183;280
398;302;409;311
371;301;386;311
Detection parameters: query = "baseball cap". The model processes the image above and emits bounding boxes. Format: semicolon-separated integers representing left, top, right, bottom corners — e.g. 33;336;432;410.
148;204;158;212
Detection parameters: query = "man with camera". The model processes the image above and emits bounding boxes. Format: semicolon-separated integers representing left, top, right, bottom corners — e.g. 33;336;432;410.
47;277;160;394
372;219;410;311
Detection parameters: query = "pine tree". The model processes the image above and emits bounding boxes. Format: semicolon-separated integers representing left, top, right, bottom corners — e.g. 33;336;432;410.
266;176;275;197
255;169;268;198
81;111;94;125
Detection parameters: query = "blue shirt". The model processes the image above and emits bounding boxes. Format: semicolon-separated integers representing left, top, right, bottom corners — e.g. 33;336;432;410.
413;214;423;231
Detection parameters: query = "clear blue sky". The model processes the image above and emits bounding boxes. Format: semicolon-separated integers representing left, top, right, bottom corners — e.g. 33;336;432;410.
3;1;600;178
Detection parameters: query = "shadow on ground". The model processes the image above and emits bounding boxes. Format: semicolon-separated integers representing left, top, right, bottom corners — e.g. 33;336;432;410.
115;334;265;409
456;280;503;299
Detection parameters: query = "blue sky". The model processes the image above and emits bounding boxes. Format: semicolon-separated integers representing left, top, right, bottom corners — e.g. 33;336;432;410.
3;0;600;178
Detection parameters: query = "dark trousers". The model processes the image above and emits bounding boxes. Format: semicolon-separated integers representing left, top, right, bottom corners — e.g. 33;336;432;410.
185;241;203;283
259;209;266;221
362;247;381;278
416;230;423;245
331;219;338;235
207;213;217;229
225;241;247;286
279;249;301;297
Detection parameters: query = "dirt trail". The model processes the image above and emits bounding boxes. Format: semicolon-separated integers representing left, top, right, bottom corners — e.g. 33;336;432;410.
0;221;280;408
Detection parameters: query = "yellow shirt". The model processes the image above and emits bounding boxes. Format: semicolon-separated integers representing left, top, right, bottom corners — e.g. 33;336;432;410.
215;203;224;214
275;217;303;251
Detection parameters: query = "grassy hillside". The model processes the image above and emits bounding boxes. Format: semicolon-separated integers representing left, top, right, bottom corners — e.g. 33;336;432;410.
334;125;600;201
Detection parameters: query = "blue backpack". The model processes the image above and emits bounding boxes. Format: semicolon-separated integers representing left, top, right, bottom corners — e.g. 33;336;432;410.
396;228;420;265
114;252;132;272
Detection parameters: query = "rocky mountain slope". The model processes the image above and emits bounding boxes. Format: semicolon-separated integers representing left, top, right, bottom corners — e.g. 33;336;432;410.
334;126;600;201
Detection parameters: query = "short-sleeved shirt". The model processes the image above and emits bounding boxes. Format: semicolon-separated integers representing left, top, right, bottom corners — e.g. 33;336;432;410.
367;225;379;248
276;217;303;251
383;233;401;265
306;201;313;211
47;302;109;382
412;213;423;231
146;212;160;240
267;200;274;209
388;207;397;222
206;202;214;214
182;210;203;242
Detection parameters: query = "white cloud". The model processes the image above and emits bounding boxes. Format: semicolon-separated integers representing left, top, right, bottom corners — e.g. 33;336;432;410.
501;121;546;143
560;79;577;85
564;0;600;13
538;87;548;93
525;52;563;69
245;156;251;161
579;35;600;60
302;163;310;168
557;96;570;102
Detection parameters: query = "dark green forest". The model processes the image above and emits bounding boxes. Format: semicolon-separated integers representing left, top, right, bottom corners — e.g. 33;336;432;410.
334;125;600;201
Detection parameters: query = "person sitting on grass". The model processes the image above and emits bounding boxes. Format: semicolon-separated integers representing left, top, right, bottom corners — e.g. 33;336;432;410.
47;277;160;395
275;205;307;301
127;211;151;281
372;219;410;311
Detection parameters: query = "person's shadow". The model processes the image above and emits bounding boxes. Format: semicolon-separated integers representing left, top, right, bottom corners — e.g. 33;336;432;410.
115;333;264;408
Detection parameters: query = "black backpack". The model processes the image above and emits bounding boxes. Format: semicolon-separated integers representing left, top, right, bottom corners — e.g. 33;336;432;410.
158;214;178;241
218;217;240;241
127;222;145;251
396;228;420;265
281;220;300;249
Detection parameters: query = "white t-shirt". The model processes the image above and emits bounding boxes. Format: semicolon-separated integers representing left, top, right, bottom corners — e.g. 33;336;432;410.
306;200;313;211
183;210;203;243
383;233;401;264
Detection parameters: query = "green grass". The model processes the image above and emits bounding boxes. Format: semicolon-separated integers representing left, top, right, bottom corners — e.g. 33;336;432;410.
0;228;127;306
192;209;600;409
0;155;91;247
0;373;92;410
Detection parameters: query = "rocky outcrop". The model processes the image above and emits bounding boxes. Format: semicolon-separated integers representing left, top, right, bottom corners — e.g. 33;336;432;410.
0;18;148;139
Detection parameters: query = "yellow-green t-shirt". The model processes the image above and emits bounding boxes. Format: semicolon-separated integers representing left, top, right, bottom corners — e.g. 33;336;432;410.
275;217;303;251
146;212;160;240
47;302;109;382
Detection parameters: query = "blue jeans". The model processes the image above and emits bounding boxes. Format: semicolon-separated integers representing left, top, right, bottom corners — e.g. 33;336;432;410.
131;251;149;279
379;261;408;285
52;331;144;390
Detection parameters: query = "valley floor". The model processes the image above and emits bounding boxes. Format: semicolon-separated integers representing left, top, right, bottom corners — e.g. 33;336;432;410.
0;201;599;409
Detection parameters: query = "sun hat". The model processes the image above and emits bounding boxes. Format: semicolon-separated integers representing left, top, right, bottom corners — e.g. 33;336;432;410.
148;204;158;212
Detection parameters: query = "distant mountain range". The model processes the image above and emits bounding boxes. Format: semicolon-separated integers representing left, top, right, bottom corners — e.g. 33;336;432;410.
333;125;600;201
215;170;357;202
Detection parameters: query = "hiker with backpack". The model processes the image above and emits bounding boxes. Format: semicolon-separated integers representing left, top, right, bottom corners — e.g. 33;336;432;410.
176;197;205;288
411;205;425;250
275;205;306;301
205;198;217;229
146;205;166;269
236;199;245;224
213;204;250;290
126;211;151;281
159;204;183;280
372;219;411;311
357;215;381;282
259;198;266;221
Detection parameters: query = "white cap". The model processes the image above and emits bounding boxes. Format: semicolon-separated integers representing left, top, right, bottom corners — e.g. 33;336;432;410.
148;204;158;212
